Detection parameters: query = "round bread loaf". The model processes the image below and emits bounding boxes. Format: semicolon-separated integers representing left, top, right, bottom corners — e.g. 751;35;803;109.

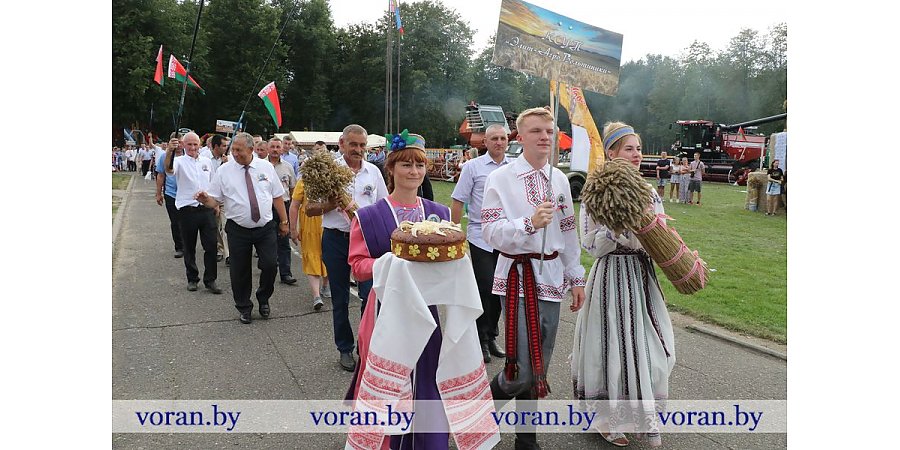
391;220;467;262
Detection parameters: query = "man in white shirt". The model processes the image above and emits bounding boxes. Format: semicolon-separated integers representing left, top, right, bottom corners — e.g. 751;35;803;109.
124;145;136;172
306;124;388;371
165;131;221;294
481;107;586;450
268;137;297;285
450;123;510;364
197;132;290;324
203;134;230;263
139;145;154;176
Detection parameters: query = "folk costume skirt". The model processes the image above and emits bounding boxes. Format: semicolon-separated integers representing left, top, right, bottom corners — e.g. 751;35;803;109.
571;248;676;432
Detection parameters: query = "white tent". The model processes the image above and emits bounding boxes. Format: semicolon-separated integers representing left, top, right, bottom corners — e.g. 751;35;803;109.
367;134;386;148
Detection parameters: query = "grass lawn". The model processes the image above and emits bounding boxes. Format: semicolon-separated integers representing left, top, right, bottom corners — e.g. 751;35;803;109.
430;179;787;343
112;172;131;190
112;173;131;221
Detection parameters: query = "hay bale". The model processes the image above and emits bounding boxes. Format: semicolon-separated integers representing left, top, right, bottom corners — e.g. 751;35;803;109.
747;172;767;212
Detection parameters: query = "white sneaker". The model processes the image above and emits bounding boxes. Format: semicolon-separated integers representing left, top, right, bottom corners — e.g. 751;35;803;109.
320;285;331;298
313;296;324;311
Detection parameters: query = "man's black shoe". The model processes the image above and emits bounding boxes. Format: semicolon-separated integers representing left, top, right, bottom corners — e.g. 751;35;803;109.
259;304;270;319
339;352;356;372
488;340;506;358
205;282;223;294
187;281;198;291
239;312;252;324
217;254;224;262
482;342;491;363
174;250;184;258
225;257;230;267
281;276;298;285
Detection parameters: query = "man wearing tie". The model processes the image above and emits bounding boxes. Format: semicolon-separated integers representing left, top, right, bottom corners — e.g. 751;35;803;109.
196;132;290;324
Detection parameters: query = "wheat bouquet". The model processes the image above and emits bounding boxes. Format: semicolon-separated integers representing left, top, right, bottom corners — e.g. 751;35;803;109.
299;151;357;215
580;158;709;294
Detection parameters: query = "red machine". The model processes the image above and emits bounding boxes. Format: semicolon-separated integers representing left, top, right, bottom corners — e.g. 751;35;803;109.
641;113;786;182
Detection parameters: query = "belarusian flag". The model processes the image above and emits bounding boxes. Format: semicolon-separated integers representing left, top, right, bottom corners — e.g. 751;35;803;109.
257;81;282;128
153;45;164;86
168;54;205;94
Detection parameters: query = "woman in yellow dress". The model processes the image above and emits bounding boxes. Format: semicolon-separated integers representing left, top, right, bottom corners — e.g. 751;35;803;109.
289;179;329;311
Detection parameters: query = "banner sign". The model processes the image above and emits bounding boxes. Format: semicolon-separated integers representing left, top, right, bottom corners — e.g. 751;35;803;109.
215;120;241;134
491;0;623;95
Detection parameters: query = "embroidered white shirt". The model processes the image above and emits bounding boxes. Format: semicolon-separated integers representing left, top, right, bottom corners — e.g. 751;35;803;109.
481;156;586;302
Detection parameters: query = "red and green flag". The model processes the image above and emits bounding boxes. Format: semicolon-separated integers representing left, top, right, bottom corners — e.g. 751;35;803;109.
168;54;205;94
257;81;282;128
153;45;164;86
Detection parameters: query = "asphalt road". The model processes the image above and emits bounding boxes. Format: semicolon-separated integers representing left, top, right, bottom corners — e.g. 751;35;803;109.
112;173;786;449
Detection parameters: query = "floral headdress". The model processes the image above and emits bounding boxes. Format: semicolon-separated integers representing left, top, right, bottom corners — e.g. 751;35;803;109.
385;128;425;152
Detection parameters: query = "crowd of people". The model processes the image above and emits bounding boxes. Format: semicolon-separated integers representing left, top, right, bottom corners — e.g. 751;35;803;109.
124;110;678;449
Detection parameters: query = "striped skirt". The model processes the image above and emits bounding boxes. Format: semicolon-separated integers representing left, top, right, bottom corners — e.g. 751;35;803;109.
571;247;676;433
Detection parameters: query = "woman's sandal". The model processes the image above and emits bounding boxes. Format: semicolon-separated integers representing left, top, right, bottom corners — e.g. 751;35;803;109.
601;432;629;447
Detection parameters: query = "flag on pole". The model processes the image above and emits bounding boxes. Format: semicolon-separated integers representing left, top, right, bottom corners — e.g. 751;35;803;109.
737;126;747;141
389;0;404;35
167;54;205;94
551;80;604;173
257;81;282;128
123;128;136;144
153;45;165;86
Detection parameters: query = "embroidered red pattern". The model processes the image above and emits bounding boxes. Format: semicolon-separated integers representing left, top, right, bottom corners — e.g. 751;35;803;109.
481;207;503;223
559;215;576;232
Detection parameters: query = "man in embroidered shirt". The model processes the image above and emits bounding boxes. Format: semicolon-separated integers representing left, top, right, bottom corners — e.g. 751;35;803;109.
165;131;221;294
306;124;388;372
481;107;586;450
450;123;510;364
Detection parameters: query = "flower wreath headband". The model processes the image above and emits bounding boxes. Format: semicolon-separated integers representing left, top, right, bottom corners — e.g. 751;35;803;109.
385;129;426;152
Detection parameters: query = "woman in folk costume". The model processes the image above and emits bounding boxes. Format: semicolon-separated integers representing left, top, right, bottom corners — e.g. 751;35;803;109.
344;132;452;450
571;122;676;448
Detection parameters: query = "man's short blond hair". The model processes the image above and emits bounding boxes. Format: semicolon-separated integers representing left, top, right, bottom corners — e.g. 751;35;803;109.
342;124;368;138
515;107;554;131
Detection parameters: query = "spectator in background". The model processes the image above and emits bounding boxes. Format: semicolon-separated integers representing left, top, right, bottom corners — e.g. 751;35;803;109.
139;144;153;176
765;159;784;216
668;156;681;202
655;151;671;199
281;135;300;178
125;144;137;172
678;157;691;204
688;152;706;205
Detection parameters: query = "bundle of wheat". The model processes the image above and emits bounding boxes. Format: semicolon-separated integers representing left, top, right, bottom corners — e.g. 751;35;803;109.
581;158;708;294
634;210;709;294
299;151;357;215
580;158;653;236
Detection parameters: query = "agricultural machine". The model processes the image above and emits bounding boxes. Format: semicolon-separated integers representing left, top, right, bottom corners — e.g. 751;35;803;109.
640;113;787;182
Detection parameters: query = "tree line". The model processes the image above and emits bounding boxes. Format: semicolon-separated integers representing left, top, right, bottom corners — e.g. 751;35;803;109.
113;0;786;150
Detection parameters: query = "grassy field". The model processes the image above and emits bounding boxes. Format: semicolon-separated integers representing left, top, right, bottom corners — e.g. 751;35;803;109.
431;179;787;343
112;173;131;220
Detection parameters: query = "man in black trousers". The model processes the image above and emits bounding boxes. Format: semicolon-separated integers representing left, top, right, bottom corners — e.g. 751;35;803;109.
196;132;289;324
165;131;220;294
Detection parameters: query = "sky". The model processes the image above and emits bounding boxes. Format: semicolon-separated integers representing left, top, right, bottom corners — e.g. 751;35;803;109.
330;0;787;63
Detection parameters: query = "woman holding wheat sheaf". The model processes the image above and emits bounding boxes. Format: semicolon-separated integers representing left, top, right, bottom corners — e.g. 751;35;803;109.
571;122;676;448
